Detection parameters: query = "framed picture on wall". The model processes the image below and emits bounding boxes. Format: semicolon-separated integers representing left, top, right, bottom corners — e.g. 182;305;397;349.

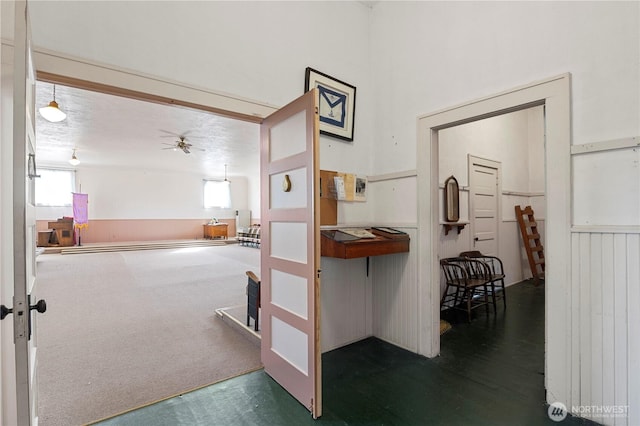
305;67;356;142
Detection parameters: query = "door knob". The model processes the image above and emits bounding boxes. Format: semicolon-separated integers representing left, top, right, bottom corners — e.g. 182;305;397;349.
1;299;46;320
0;305;12;320
30;299;47;314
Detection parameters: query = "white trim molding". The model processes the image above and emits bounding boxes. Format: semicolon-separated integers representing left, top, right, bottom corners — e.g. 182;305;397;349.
571;225;640;234
571;136;639;155
502;190;545;197
367;169;417;182
23;44;278;122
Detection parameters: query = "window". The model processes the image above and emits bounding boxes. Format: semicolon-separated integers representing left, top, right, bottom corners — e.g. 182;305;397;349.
204;180;231;208
36;169;74;206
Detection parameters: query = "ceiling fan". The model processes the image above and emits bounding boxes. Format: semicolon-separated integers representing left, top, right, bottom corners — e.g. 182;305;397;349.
161;136;204;154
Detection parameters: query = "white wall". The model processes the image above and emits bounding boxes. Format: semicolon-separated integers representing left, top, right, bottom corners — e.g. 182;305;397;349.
370;2;638;223
81;166;247;220
368;1;639;423
28;0;376;225
20;1;640;422
27;0;377;358
370;2;638;176
573;146;640;226
35;166;248;220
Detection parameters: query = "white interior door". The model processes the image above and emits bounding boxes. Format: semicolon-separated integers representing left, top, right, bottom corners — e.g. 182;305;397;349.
468;155;501;256
6;1;42;424
260;90;321;418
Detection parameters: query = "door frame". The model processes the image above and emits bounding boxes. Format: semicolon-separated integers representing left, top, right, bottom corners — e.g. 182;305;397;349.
417;74;571;405
468;155;501;257
1;44;276;422
33;47;277;123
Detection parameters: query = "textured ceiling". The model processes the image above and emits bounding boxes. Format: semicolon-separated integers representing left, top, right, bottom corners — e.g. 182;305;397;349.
35;82;260;178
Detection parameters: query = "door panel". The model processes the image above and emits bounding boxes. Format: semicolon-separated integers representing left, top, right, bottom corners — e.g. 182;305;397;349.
269;110;308;161
260;90;321;418
469;155;500;257
271;222;308;263
270;168;308;209
271;269;308;318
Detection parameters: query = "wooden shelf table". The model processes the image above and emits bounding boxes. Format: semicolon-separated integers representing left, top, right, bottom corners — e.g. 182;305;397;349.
320;228;409;259
203;223;228;239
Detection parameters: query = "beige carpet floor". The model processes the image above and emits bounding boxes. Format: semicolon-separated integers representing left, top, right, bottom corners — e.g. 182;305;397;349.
35;244;262;426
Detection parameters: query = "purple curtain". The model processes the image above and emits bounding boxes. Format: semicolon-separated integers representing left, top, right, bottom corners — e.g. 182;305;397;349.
72;192;88;229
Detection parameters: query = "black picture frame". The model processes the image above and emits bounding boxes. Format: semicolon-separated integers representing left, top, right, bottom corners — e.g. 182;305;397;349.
305;67;356;142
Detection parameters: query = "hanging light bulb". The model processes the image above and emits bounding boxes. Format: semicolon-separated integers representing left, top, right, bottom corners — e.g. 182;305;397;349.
39;84;67;122
68;149;80;166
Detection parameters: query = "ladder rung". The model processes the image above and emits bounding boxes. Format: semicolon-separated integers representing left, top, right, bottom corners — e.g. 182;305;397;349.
531;246;544;252
527;234;540;239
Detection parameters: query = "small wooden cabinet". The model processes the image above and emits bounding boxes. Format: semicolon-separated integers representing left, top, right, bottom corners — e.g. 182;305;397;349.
203;224;228;239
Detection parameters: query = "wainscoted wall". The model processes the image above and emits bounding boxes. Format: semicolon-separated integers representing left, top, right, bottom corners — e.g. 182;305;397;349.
320;228;418;353
570;229;640;426
371;228;418;352
320;256;372;353
36;218;236;243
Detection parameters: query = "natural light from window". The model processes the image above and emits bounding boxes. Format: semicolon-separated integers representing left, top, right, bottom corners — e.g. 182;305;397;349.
203;180;231;208
36;169;74;206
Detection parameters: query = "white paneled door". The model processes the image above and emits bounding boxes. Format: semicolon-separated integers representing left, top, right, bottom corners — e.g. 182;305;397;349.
260;90;321;418
2;1;44;424
469;155;501;256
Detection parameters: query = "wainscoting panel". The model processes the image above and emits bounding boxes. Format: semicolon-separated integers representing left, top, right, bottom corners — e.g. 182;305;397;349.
36;219;237;243
371;228;418;352
570;231;640;426
320;257;371;353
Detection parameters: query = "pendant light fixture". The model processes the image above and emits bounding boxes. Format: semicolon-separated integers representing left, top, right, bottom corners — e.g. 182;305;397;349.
68;149;80;166
39;84;67;122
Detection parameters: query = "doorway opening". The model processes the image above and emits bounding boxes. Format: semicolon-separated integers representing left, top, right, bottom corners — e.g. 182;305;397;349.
436;106;545;331
33;73;265;424
417;74;572;405
437;106;545;286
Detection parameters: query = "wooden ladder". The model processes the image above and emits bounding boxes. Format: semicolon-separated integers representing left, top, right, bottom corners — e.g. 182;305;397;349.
515;205;545;284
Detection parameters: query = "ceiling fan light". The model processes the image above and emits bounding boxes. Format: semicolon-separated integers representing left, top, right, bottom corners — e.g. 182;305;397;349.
39;101;67;122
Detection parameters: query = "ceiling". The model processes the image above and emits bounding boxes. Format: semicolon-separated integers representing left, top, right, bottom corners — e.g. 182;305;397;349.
35;82;260;178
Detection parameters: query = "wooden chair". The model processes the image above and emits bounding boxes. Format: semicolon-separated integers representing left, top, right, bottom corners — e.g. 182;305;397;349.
246;271;260;331
460;250;506;309
440;257;493;322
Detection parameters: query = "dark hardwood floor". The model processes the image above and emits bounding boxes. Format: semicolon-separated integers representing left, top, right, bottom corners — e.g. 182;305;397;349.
96;280;596;425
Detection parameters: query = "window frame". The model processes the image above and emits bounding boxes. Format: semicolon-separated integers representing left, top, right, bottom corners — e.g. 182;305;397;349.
35;168;76;207
203;179;231;209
